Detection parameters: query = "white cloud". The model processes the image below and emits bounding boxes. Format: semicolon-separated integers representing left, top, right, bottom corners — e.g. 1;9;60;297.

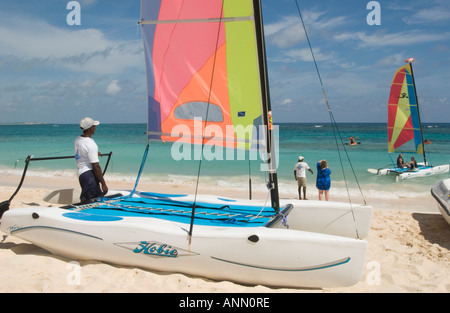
0;17;105;59
279;98;293;106
334;30;450;48
264;9;348;50
284;48;333;62
79;79;96;88
0;13;143;75
79;0;98;6
265;16;305;49
106;80;122;96
375;54;405;67
404;6;450;24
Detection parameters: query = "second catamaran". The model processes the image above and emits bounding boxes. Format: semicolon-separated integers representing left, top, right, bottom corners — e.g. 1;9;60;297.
368;58;449;180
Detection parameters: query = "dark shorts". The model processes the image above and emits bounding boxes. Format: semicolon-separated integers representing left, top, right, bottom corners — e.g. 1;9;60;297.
316;178;331;191
79;170;102;204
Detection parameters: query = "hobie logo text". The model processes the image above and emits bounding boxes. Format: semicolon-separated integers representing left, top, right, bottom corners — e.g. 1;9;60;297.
133;241;178;258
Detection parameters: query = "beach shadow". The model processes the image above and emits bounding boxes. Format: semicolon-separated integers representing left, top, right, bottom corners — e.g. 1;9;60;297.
23;202;41;206
0;234;58;258
412;213;450;250
103;261;316;292
0;238;47;256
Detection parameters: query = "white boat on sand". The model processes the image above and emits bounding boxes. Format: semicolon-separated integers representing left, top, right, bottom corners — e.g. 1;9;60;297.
431;179;450;226
1;190;368;288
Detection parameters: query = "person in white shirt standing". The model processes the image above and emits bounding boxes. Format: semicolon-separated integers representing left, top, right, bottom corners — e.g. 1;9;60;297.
293;156;313;200
75;117;108;204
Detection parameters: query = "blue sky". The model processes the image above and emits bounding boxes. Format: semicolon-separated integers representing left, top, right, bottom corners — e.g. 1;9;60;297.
0;0;449;124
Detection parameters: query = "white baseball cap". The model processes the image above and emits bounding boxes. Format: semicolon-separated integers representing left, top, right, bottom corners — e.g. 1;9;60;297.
298;156;304;161
80;117;100;130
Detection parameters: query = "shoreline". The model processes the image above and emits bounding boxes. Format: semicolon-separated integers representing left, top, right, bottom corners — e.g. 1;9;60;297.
0;174;449;293
0;170;439;213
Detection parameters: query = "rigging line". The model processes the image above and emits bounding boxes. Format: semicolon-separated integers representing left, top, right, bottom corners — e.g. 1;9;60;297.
328;109;361;237
189;1;226;244
126;141;150;199
328;112;360;238
111;140;149;202
248;156;252;200
294;0;366;200
294;0;365;237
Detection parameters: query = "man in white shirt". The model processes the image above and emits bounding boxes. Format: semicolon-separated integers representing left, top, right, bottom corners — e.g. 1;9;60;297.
75;117;108;204
293;156;313;200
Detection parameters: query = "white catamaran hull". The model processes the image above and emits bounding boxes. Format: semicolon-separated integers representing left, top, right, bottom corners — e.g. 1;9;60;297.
43;189;372;239
1;206;367;288
368;163;449;181
431;179;450;226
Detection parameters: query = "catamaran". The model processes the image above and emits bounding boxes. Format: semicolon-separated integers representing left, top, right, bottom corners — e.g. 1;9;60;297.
368;58;449;180
0;0;372;288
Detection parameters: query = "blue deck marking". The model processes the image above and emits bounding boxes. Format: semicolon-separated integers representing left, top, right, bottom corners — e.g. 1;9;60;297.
63;212;123;222
70;196;277;227
139;192;187;198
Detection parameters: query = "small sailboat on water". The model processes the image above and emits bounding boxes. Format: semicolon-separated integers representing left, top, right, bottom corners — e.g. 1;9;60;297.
0;0;372;288
368;58;449;181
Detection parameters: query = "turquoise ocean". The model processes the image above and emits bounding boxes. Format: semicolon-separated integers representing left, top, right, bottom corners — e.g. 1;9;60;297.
1;123;449;201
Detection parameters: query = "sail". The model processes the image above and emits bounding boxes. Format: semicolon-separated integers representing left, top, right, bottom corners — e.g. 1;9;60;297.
140;0;264;149
387;63;423;154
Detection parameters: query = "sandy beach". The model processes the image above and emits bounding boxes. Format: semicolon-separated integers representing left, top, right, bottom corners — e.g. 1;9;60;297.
0;173;449;293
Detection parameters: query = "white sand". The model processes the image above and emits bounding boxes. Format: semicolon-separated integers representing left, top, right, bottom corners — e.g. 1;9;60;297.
0;174;449;293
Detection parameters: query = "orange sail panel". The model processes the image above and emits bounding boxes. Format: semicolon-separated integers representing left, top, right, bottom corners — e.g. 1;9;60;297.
140;0;263;149
387;64;422;154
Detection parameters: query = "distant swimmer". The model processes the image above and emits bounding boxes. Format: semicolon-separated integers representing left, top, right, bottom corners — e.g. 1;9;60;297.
349;136;356;145
346;136;360;146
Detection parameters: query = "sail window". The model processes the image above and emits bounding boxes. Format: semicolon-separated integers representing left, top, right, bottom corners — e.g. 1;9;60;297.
174;102;224;122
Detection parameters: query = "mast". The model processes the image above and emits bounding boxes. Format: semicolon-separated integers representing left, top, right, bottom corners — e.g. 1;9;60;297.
406;58;427;165
253;0;280;212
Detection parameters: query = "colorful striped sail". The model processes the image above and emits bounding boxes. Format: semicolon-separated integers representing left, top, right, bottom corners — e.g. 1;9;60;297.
387;62;423;154
140;0;264;149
